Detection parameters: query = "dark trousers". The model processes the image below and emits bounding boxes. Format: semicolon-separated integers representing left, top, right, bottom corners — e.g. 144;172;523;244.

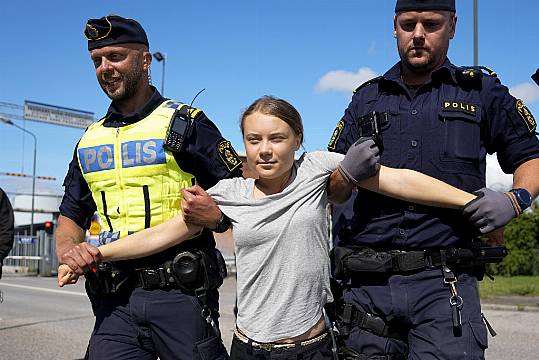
230;333;334;360
87;287;228;360
343;268;488;360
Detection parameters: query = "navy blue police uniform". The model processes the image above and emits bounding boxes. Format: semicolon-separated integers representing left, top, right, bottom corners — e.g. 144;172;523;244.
59;15;242;360
329;58;539;359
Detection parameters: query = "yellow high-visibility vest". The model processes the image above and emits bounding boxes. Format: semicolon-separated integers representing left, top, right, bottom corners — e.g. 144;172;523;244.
77;99;199;239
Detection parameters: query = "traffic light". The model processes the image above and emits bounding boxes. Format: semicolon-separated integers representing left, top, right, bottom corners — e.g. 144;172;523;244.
44;221;54;235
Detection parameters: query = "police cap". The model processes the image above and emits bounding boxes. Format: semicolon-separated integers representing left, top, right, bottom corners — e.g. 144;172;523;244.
85;15;149;51
395;0;456;13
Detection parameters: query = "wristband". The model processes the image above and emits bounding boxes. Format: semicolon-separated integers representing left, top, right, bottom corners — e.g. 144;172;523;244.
213;212;231;233
503;192;521;216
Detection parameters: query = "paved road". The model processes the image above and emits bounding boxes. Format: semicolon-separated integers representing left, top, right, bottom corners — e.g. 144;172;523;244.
1;275;538;359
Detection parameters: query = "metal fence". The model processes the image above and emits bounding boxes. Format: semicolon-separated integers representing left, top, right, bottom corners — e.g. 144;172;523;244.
3;227;237;277
3;230;56;276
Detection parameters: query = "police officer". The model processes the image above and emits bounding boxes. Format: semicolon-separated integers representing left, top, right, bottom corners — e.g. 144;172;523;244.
327;0;539;359
0;187;15;280
55;15;241;360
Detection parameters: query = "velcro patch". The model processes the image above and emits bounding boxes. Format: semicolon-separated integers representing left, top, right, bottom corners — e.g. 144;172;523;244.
442;101;477;116
217;140;242;171
328;120;345;150
515;99;537;133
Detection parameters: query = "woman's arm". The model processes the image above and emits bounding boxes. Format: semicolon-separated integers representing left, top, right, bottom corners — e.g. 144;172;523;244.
57;216;201;286
356;165;476;209
98;216;202;262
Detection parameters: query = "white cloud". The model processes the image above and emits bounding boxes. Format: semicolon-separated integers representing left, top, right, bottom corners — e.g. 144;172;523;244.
485;154;512;191
509;82;539;104
315;67;379;93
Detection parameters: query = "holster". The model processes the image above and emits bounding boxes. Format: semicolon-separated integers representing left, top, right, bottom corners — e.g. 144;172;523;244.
85;262;132;297
85;249;227;296
169;248;227;293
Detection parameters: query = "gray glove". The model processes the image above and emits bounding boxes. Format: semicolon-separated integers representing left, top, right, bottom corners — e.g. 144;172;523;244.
338;137;380;184
462;187;517;234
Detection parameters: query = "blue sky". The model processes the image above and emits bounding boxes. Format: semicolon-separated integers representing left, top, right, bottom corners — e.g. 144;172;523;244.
1;0;538;195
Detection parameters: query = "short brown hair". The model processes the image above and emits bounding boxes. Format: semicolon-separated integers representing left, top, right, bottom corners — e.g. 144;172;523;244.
240;96;304;145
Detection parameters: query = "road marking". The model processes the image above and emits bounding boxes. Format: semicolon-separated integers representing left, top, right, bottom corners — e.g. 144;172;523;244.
0;283;86;297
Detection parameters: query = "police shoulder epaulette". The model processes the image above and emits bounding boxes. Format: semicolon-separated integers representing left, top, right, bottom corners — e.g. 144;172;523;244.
456;65;497;84
177;104;203;120
163;100;203;120
353;76;382;93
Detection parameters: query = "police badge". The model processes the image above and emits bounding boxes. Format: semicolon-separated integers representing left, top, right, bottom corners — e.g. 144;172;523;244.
217;140;241;171
328;120;345;150
516;99;537;133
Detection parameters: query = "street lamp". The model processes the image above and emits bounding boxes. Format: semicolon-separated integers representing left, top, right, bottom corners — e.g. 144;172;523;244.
152;51;167;95
0;115;37;236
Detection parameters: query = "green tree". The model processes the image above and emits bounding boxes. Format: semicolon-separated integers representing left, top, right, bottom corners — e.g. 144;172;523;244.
487;204;539;276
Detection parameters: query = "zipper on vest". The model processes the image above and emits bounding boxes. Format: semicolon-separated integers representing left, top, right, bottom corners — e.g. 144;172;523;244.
114;126;127;232
100;191;114;232
142;185;151;229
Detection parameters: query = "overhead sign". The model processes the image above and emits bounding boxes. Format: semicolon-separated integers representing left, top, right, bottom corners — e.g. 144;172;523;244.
24;100;95;129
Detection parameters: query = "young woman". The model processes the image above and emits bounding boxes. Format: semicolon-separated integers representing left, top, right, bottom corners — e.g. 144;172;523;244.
59;96;488;359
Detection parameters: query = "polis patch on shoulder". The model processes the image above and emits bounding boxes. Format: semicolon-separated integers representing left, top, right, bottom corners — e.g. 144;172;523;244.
516;99;537;133
217;140;242;171
328;120;345;150
442;101;477;116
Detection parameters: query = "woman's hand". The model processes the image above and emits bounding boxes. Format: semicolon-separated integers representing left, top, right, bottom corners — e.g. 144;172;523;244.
58;264;79;287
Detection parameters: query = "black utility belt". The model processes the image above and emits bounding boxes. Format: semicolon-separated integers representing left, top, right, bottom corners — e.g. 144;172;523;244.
86;249;227;296
332;243;507;278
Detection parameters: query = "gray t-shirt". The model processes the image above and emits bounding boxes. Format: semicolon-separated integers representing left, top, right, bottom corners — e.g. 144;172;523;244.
208;151;344;342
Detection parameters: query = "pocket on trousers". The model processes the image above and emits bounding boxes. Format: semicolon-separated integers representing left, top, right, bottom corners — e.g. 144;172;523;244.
468;320;488;359
194;335;229;360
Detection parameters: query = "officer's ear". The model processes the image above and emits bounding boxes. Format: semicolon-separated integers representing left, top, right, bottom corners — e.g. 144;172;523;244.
449;14;457;39
393;16;398;38
142;52;152;71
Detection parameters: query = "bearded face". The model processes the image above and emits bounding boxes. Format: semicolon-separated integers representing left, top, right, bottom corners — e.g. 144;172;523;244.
90;44;147;102
394;11;456;75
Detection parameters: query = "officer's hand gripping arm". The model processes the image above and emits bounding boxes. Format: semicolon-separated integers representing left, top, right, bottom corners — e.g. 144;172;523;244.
181;185;223;230
337;137;381;185
56;215;101;276
463;188;518;234
328;138;380;204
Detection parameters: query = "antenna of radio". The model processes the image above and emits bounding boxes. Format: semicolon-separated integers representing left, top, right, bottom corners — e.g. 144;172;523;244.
187;88;206;121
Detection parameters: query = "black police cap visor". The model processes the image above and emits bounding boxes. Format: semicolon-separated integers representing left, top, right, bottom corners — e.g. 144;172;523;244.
395;0;455;13
85;15;149;51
